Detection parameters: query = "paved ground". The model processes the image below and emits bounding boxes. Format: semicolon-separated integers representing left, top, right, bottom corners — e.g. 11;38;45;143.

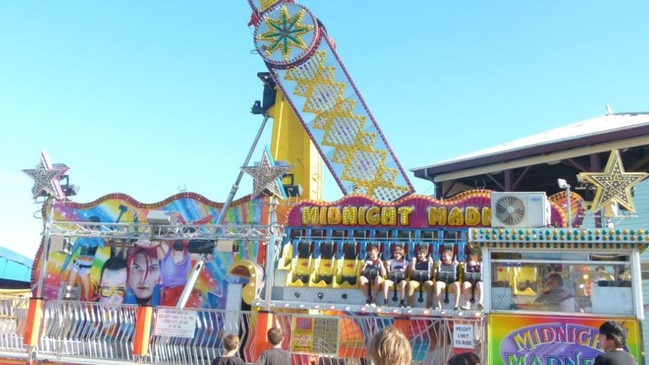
0;359;83;365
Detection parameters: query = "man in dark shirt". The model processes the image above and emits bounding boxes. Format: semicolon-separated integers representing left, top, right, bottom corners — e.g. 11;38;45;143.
594;320;637;365
534;273;577;312
254;327;290;365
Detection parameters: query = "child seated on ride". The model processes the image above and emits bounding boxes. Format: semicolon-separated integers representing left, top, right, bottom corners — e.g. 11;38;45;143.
434;248;461;310
407;245;434;308
360;244;386;306
383;245;408;307
460;252;483;310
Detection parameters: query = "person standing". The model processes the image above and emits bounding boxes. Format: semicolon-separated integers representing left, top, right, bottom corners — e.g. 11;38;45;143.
367;325;412;365
254;327;290;365
594;321;637;365
212;334;245;365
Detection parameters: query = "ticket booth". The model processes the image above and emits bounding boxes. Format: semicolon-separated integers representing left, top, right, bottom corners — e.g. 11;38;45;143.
469;227;645;364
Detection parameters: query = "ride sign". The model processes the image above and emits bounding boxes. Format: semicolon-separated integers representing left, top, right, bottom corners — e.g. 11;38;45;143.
154;308;197;338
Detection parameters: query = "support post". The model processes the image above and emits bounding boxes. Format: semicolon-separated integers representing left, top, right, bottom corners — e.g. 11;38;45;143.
24;297;44;364
133;305;153;356
393;316;411;339
36;198;55;298
177;115;271;308
566;185;572;228
252;311;274;361
264;197;279;310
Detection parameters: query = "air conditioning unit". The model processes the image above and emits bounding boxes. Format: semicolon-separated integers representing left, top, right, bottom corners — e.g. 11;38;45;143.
491;192;550;228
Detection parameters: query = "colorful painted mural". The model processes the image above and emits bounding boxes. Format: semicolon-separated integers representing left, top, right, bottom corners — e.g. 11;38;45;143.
32;192;267;310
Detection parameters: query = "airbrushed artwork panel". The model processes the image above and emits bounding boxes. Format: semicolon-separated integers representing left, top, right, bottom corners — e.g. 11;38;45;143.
33;192;267;309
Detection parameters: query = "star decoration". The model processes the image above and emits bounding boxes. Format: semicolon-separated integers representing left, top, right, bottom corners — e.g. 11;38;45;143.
578;149;648;213
257;5;314;61
242;148;293;199
23;150;69;200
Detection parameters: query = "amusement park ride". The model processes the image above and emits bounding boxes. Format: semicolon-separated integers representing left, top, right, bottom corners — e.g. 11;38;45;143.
14;1;647;365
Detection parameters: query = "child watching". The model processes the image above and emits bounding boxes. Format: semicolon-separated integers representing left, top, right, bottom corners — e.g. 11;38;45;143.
383;245;408;307
212;333;245;365
360;244;386;306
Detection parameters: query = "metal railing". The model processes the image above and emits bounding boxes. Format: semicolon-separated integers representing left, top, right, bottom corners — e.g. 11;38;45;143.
48;221;279;242
0;297;485;365
0;294;30;361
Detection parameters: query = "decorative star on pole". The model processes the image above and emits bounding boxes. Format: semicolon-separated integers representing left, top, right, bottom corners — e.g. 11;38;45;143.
578;149;648;213
23;150;69;201
242;148;293;199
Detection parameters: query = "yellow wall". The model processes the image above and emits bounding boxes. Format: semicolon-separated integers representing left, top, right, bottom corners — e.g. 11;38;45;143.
268;89;323;201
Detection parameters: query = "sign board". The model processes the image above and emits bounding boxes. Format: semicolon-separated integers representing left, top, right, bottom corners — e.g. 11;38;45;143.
154;308;197;338
453;324;475;349
290;315;340;355
487;313;642;365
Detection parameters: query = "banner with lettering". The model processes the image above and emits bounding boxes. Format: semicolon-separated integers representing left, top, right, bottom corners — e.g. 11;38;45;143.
287;191;493;229
487;313;642;365
286;191;569;229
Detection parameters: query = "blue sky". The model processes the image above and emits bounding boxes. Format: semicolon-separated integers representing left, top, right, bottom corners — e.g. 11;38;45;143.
1;1;647;259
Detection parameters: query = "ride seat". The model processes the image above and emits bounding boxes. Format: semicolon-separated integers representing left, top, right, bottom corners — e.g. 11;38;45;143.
314;241;336;286
292;241;313;284
339;242;359;286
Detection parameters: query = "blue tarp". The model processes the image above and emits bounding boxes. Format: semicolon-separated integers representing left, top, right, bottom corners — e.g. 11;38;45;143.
0;247;32;287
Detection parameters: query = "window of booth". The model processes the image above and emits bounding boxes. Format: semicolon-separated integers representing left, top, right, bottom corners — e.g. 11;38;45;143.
490;251;634;316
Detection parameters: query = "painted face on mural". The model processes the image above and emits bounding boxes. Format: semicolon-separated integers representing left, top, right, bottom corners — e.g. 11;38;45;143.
128;252;160;301
98;268;127;306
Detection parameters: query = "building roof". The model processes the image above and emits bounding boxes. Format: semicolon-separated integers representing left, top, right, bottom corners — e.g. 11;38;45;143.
411;112;649;198
0;247;33;289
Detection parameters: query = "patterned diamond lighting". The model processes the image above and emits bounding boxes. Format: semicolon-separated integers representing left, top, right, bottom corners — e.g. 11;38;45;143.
249;1;414;202
282;50;412;201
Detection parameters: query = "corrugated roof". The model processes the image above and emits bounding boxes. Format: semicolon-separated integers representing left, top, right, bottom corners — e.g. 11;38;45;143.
412;112;649;171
